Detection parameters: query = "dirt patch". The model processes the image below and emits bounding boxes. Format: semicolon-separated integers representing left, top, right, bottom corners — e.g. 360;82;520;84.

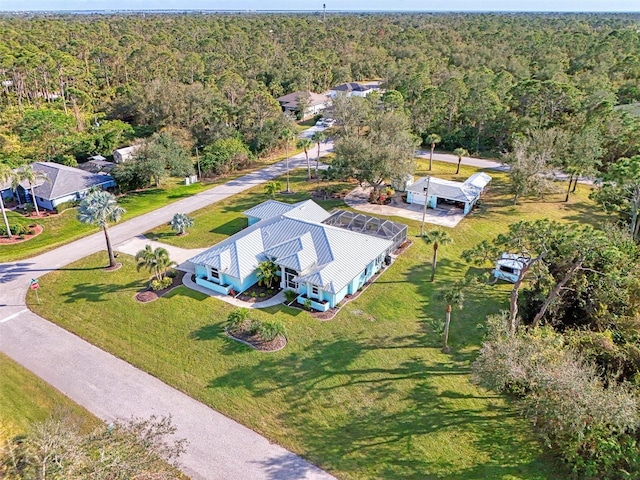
104;262;123;272
135;271;186;303
0;224;43;244
226;329;287;352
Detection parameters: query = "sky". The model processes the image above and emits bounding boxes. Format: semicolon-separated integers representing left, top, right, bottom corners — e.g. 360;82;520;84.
1;0;640;12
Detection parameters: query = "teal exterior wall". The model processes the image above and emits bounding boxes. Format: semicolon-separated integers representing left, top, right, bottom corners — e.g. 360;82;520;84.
194;263;261;294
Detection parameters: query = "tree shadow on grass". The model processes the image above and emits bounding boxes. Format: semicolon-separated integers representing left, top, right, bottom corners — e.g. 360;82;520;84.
62;280;144;303
206;333;557;478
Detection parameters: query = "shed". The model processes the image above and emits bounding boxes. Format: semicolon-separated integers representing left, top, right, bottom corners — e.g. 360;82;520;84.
113;145;142;163
406;173;491;215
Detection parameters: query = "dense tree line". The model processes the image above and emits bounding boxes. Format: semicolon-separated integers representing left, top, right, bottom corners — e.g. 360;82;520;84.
1;12;640;170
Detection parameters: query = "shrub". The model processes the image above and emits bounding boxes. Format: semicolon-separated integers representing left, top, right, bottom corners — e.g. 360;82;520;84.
54;200;78;214
284;290;297;303
303;298;313;310
0;223;31;236
150;277;172;291
248;319;262;335
227;308;250;331
257;320;286;342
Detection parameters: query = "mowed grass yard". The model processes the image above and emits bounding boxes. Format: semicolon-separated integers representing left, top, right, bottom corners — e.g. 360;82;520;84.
0;353;98;439
29;160;606;479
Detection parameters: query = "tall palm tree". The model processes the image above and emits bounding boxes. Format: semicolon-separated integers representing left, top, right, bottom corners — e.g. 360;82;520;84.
453;148;469;175
297;137;313;180
437;281;465;354
0;164;13;238
264;181;282;198
422;229;453;281
425;133;441;171
257;259;279;288
12;164;49;217
169;213;194;235
281;127;296;193
135;244;175;281
311;130;327;181
77;191;125;268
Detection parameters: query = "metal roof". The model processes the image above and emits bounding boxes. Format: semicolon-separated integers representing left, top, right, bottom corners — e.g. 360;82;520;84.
243;199;331;223
276;91;330;108
407;173;492;203
496;253;529;271
188;200;394;294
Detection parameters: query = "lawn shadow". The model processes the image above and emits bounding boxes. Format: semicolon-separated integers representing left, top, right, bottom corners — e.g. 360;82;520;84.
62;280;144;303
210;218;247;236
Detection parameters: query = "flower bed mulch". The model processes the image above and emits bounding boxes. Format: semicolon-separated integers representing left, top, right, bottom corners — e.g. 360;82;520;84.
394;239;413;256
226;329;287;352
236;284;282;303
0;225;43;244
135;271;186;303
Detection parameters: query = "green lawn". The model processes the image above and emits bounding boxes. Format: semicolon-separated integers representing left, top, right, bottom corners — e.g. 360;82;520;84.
0;353;97;439
29;161;605;479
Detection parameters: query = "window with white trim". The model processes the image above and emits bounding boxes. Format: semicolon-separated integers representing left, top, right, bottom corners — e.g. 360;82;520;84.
210;268;220;279
311;285;320;296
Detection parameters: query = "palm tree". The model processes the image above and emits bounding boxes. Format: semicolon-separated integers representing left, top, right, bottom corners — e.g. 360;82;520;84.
437;281;466;353
77;191;125;268
281;127;296;193
257;259;279;288
264;181;282;198
0;164;13;238
135;244;175;281
297;137;313;180
425;133;441;171
12;164;49;217
453;148;469;175
422;229;453;281
311;131;327;180
169;213;194;235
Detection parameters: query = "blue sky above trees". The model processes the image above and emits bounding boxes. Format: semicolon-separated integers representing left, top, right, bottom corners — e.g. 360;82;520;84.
2;0;640;12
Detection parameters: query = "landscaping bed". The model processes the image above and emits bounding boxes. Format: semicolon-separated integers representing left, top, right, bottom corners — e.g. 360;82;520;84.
0;224;43;244
135;271;186;303
236;284;281;303
226;329;287;352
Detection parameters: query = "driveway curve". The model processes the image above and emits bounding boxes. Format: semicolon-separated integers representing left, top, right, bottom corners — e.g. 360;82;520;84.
0;150;336;480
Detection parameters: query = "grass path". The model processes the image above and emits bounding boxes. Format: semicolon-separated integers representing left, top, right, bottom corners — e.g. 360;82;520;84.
29;160;605;479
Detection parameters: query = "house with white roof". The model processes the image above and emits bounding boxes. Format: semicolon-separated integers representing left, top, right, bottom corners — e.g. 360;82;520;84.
186;199;407;311
0;162;115;211
406;172;491;215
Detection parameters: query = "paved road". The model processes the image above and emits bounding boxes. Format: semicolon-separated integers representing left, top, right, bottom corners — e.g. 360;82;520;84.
0;149;336;480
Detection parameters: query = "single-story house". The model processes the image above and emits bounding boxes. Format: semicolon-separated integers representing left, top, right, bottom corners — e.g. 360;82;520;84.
0;162;115;211
406;172;491;215
493;253;529;283
113;145;142;163
329;81;381;98
186;199;407;311
276;91;331;118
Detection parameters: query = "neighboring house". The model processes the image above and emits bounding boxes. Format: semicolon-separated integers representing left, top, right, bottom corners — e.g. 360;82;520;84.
493;253;529;283
0;162;115;211
276;91;330;118
186;199;407;311
406;172;491;215
329;81;382;98
113;145;142;163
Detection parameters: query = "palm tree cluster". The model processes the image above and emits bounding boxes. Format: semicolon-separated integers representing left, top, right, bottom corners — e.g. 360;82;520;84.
135;244;176;282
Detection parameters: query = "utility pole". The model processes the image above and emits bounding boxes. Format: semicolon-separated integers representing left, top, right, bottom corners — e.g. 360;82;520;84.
323;4;326;23
195;145;202;179
420;176;431;236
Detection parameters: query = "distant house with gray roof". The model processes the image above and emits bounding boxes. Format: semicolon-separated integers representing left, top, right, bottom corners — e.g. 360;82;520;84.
276;91;330;118
186;199;407;311
0;162;115;211
113;145;142;163
329;81;381;98
406;172;491;215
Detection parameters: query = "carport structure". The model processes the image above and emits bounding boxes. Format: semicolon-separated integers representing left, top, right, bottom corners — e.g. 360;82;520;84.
406;172;491;215
322;209;408;252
